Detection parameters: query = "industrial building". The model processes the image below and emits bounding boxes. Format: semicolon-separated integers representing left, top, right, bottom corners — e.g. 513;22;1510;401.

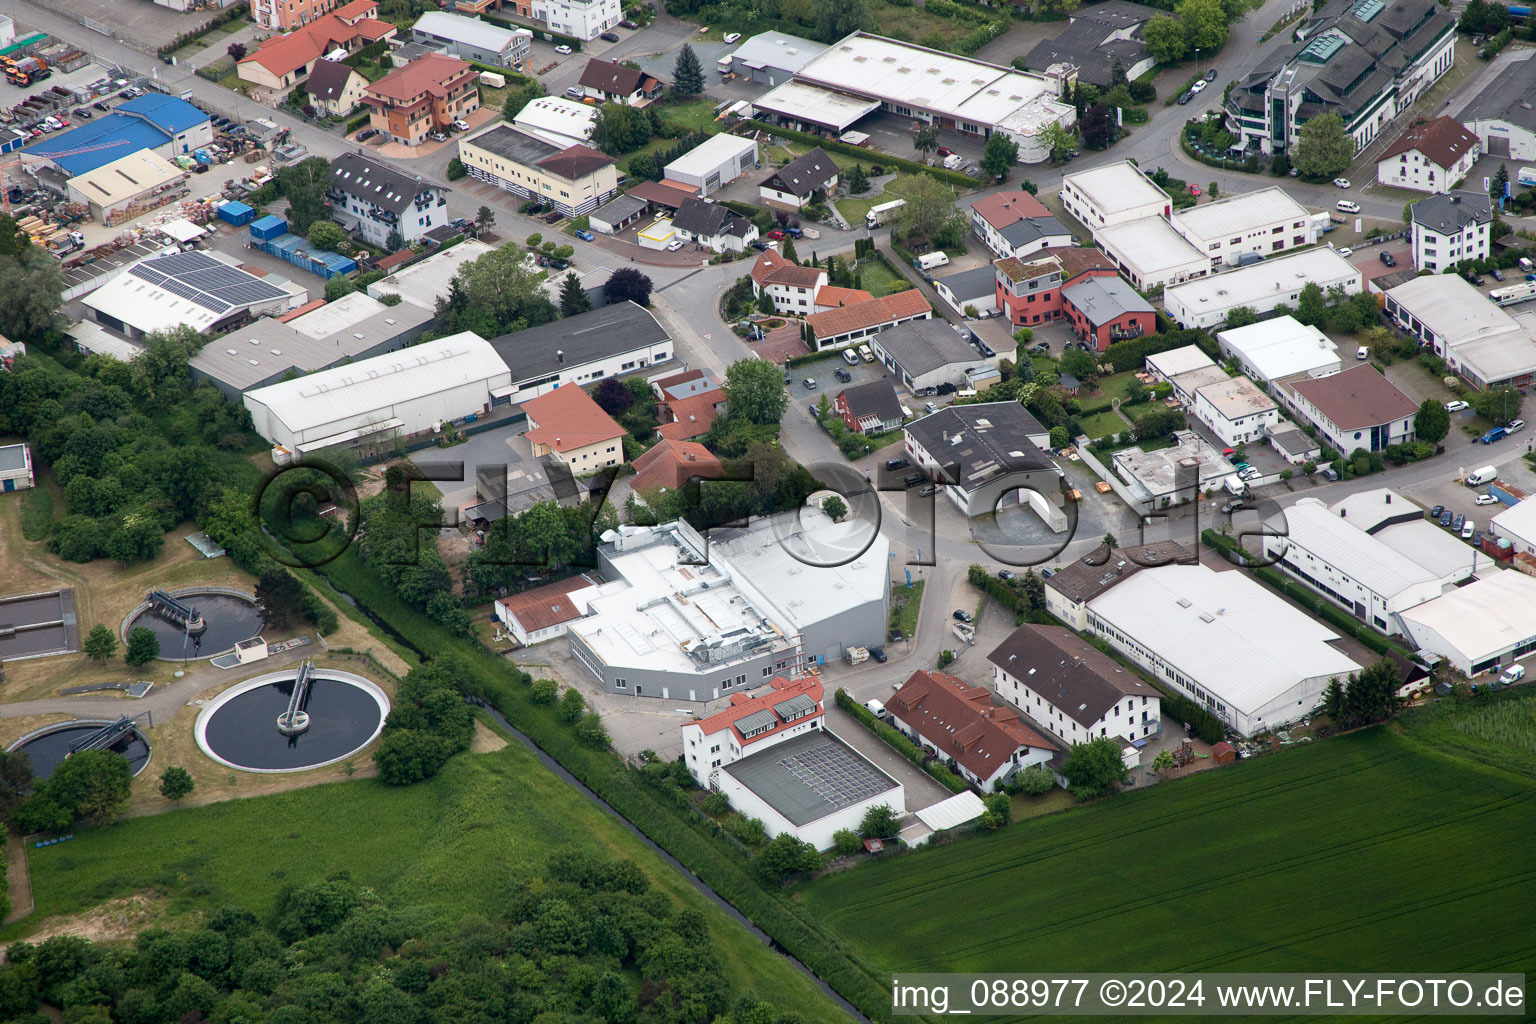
989;623;1161;749
24;94;213;178
1086;563;1366;737
662;134;758;197
1492;498;1536;558
722;31;827;85
487;301;672;400
1283;364;1419;455
747;32;1076;164
190;292;432;398
81;250;305;340
1226;0;1455;157
512;96;598;149
568;512;890;700
367;238;493;309
1216;316;1341;387
1042;541;1195;629
1397;571;1536;677
1162;247;1363;330
1092;216;1208;291
1384;273;1536;391
888;669;1056;791
1112;430;1240;509
1408;190;1491;272
242;333;513;454
1460;49;1536;162
411;11;531;69
1166;187;1316;268
870;319;983;394
1060;160;1170;233
458;124;618;216
903;402;1062;522
494;574;602;647
65;150;188;226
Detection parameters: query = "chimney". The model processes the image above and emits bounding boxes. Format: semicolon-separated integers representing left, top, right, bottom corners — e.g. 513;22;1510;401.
1385;493;1391;503
557;349;564;363
1340;508;1347;517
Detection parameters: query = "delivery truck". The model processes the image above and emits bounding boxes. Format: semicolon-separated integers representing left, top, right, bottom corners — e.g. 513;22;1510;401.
865;199;906;228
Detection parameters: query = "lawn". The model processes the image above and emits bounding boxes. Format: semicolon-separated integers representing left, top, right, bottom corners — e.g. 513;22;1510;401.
801;701;1536;979
1097;372;1145;402
12;745;846;1021
889;580;924;639
835;172;923;227
1077;408;1126;439
659;96;725;133
854;255;909;297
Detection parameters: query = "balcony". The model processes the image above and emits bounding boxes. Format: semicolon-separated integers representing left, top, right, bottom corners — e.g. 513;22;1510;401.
1109;324;1145;342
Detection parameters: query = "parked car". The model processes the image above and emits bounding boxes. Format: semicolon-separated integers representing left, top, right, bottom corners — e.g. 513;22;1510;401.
975;340;995;357
565;86;584;98
1333;177;1352;189
1508;418;1526;432
451;119;470;131
543;211;564;224
1439;509;1454;527
1357;345;1369;360
1475;493;1499;506
1491;267;1506;281
868;646;887;663
1336;246;1354;258
885;457;909;470
1452;513;1465;532
1221;446;1236;456
902;472;924;488
1031;342;1049;354
834;367;852;382
1204;68;1217;81
1177;90;1193;104
428;131;448;142
1322;467;1340;481
620;19;640;28
998;569;1016;580
665;239;684;251
554;44;573;54
1446;399;1470;412
889;627;904;642
924;401;937;413
802;377;817;390
1500;663;1525;684
917;483;937;497
1469;272;1486;285
766;229;784;240
1379;251;1396;266
952;609;973;623
723;31;742;42
936;146;953;157
93;101;109;111
1040;567;1055;578
1462;519;1475;539
357;128;379;141
1190;78;1207;93
1240;466;1261;481
599;31;620;41
1188;183;1201;196
575;228;595;241
750;241;770;251
1336;200;1360;214
1430;504;1445;519
73;107;92;119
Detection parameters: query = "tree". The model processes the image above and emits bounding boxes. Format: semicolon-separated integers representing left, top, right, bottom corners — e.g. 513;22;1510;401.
227;41;246;60
846;163;869;194
558;272;592;317
0;245;69;342
1080;103;1116;149
1224;305;1258;329
891;173;965;250
1017;763;1056;795
1292;111;1353;179
0;749;32;825
1338;660;1402;727
125;626;159;666
557;687;586;724
913;124;939;164
1151;749;1176;774
980;132;1019;181
1040;120;1076;164
831;829;862;856
255;568;307;629
1176;0;1228;51
673;44;704;96
475;204;495;234
814;0;872;42
1461;0;1511;35
1142;14;1187;63
45;749;133;825
1492;162;1509;200
594;376;636;415
1321;676;1346;721
821;495;847;521
858;803;901;838
1059;347;1096;379
724;357;788;425
780;235;798;262
757;289;775;315
753;832;821;883
1470;386;1523;427
385;229;403;252
1061;737;1129;800
1295;281;1328;327
605;266;653;307
592;102;651;154
83;624;118;662
1102;531;1117;548
444;242;557;336
530;678;559;704
502;77;545;121
575;712;609;748
306;220;346;252
159;766;194;801
1414;398;1450;444
274;157;331;235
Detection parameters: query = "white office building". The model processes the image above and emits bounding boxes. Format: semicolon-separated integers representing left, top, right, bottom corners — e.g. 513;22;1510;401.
1398;571;1536;676
1093;217;1209;291
1167;187;1316;268
1087;563;1366;737
532;0;620;40
1060;160;1170;232
662;133;758;196
1192;375;1280;447
1163;248;1363;330
1216;316;1341;387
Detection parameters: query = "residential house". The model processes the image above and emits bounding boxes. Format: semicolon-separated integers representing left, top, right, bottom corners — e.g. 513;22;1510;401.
327;152;449;247
630;438;724;494
931;265;999;318
576;57;664;105
523;385;626;469
887;669;1056;792
253;0;340;31
669;196;758;253
993;247;1116;328
458;124;618;217
1060;274;1154;351
804;289;931;351
493;573;601;646
681;675;827;788
1409;190;1491;272
1191;375;1280;447
833;379;904;435
652;368;727;440
1376;115;1479;193
1284;363;1418;454
758;146;838;210
969;189;1072;258
237;0;396;93
903;402;1061;521
1042;540;1195;629
749;247;826;314
1023;0;1160;87
304;58;368;117
533;0;621;41
362;52;480;146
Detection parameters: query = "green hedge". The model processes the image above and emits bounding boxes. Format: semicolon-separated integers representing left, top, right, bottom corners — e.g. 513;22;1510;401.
346;112;371;133
786;348;840;368
966;564;1025;615
835;688;971;794
315;548;893;1021
741;120;977;189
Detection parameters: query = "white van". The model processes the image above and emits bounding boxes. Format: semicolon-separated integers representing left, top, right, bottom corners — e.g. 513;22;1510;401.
955;387;978;399
917;251;950;271
1500;663;1526;684
864;698;888;720
842;349;860;366
1467;465;1498;487
1224;475;1247;497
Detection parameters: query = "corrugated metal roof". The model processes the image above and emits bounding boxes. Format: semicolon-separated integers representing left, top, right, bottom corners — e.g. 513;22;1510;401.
915;791;986;831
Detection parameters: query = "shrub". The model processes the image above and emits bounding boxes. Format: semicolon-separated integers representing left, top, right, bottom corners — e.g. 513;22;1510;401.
703;791;730;815
447;157;466;180
530;678;559;704
1016;763;1056;795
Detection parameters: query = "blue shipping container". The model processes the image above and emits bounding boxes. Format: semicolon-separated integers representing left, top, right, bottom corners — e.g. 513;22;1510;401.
219;201;254;226
249;214;288;241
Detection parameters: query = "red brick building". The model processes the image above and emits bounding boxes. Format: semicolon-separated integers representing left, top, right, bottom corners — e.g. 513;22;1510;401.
993;247;1116;329
1060;275;1155;352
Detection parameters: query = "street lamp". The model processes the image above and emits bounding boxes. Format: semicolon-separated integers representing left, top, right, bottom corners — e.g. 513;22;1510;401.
1195;48;1201;78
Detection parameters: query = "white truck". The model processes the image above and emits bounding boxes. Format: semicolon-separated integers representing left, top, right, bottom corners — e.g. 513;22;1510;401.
857;343;875;362
1519;166;1536;189
865;199;906;228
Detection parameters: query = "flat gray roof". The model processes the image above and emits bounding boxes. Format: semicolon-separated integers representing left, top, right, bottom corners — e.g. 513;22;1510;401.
721;730;898;826
489;301;669;386
0;443;26;474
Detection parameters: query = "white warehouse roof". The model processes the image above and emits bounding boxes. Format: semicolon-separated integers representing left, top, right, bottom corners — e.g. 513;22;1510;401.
1217;316;1339;382
664;133;758;178
1062;161;1170;218
915;791;987;831
1171;187;1309;241
243;332;508;435
1386;272;1518;346
1399;571;1536;668
367;239;494;310
1096;216;1206;277
750;80;880;131
1270;498;1440;599
728;32;827;74
513;96;598;147
1492;496;1536;544
1088;563;1363;720
1164;247;1360;313
1145;344;1217;378
413;11;529;50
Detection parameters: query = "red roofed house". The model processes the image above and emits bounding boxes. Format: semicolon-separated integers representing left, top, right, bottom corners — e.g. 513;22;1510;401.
651;368;727;441
814;285;874;311
493;573;601;646
969;189;1072;259
238;0;396;93
523;384;626;470
1375;115;1480;194
629;438;724;494
994;247;1118;330
888;669;1056;791
681;675;825;787
804;289;932;352
362;51;481;146
577;57;664;106
749;247;826;313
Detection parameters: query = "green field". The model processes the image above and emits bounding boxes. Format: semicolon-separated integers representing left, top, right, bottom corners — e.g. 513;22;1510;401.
13;741;845;1021
1077;409;1126;439
803;700;1536;980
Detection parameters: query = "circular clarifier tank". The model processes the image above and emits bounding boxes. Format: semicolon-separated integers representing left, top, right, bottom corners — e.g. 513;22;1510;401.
9;720;152;782
195;669;390;773
125;590;266;661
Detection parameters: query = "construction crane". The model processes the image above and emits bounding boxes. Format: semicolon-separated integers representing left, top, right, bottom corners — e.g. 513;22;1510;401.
0;137;136;215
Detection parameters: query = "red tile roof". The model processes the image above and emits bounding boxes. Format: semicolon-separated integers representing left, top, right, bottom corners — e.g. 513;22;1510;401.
241;6;394;77
538;143;615;181
497;573;599;634
523;385;626;452
657;178;700;195
655;390;725;440
815;285;873;308
630;438;723;492
277;298;327;321
888;669;1055;782
1380;116;1479;168
1041;246;1117;282
334;0;377;18
625;180;695;208
805;289;930;339
577;57;659;96
970;189;1052;229
366;51;475;102
750;248;823;289
691;675;825;747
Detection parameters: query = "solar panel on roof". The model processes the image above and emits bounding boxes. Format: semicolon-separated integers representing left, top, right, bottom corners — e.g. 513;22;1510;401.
776;743;889;809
